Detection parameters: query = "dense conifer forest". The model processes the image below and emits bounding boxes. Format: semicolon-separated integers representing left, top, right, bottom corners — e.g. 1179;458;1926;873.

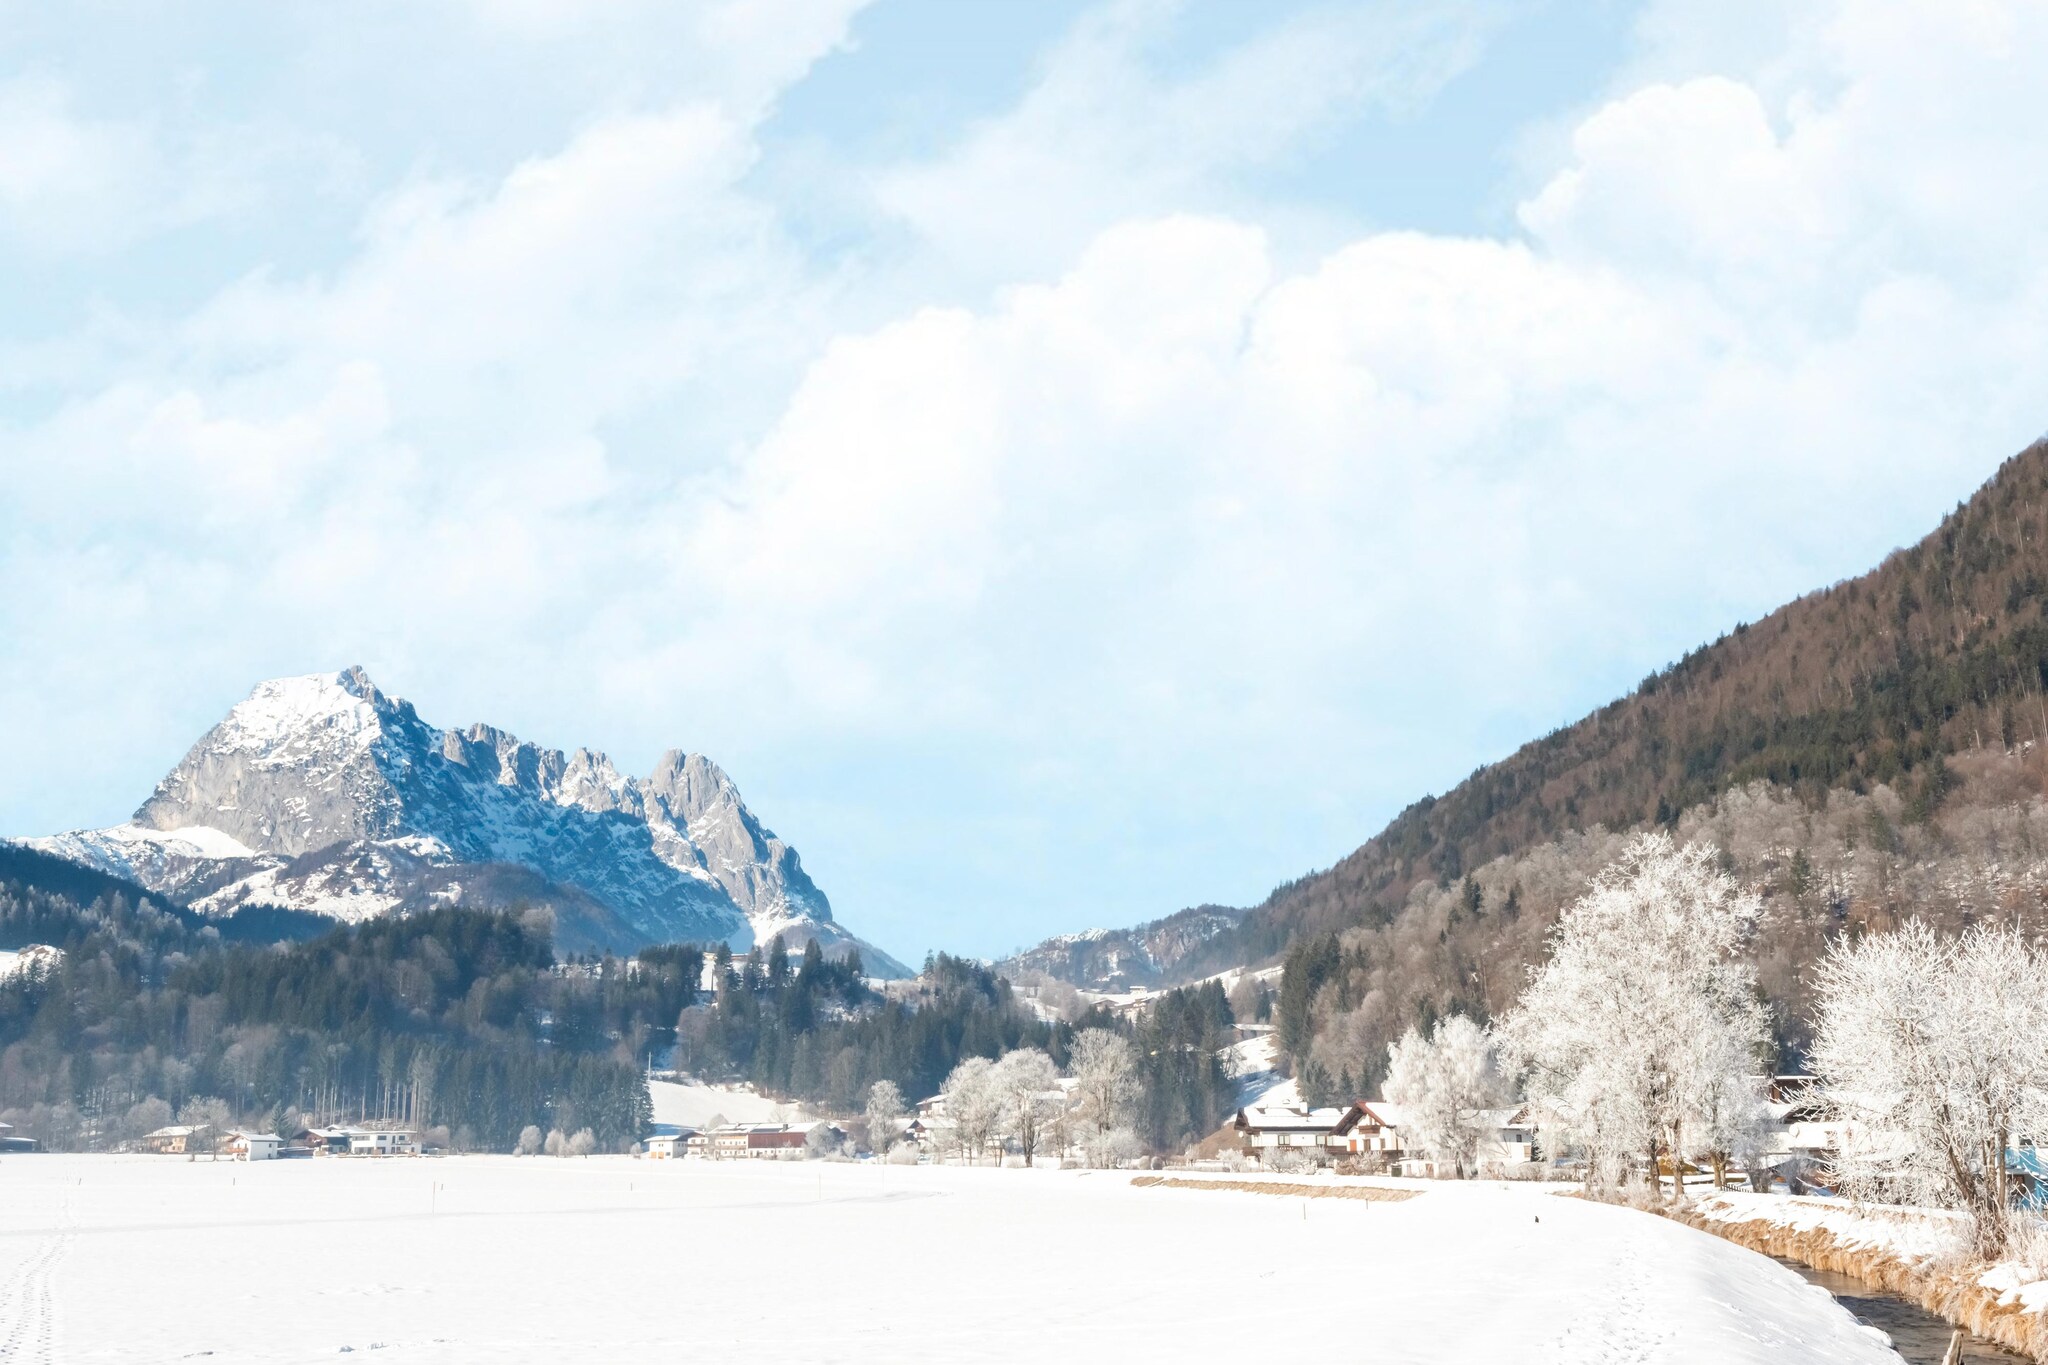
0;878;664;1151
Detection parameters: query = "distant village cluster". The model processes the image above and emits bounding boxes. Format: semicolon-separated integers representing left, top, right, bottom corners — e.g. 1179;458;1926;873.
1230;1077;1848;1186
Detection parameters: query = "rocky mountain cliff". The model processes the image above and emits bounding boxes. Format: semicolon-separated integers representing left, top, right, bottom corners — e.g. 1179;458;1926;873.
22;668;907;971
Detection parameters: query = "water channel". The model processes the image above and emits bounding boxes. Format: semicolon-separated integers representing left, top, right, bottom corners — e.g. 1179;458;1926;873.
1773;1257;2031;1363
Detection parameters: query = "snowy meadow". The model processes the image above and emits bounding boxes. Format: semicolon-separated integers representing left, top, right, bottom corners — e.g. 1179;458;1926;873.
0;1155;1902;1364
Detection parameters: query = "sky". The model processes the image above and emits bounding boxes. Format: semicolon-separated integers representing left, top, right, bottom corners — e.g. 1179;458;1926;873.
5;0;2048;964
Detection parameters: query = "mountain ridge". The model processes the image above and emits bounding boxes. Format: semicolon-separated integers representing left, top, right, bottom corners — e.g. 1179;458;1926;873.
20;667;908;973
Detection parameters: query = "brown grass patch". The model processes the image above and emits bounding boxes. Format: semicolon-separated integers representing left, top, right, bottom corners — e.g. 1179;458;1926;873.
1129;1175;1420;1203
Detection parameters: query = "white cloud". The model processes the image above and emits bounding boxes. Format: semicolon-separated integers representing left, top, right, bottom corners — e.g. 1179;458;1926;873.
874;0;1497;280
0;78;178;251
9;0;2048;954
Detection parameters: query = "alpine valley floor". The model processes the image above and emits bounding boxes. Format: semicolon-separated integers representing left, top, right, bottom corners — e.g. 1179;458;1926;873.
0;1156;1901;1364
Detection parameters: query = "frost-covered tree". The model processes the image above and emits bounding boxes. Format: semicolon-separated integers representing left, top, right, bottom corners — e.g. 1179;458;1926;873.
1382;1015;1506;1178
566;1128;596;1157
1811;921;2048;1255
1689;1035;1771;1190
1497;833;1769;1200
544;1127;567;1157
991;1048;1060;1167
123;1096;172;1142
515;1124;543;1155
1082;1126;1143;1169
275;1105;305;1141
942;1056;1001;1165
1068;1029;1138;1140
178;1096;234;1158
864;1080;905;1154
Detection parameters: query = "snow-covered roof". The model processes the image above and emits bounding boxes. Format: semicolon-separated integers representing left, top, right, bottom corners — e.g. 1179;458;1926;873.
1356;1101;1408;1129
146;1125;206;1138
1237;1104;1353;1132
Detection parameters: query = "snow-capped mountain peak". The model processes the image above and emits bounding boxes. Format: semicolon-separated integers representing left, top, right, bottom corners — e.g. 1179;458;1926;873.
23;668;904;972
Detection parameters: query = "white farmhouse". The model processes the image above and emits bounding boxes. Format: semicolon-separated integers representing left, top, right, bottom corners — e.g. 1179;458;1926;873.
347;1129;419;1157
1234;1102;1378;1161
222;1129;281;1161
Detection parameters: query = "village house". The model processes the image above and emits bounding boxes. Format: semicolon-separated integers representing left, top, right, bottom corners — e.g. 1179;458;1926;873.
290;1124;419;1156
643;1127;698;1159
0;1120;36;1154
222;1129;281;1161
1236;1100;1538;1174
295;1125;355;1156
743;1125;809;1159
1328;1101;1407;1162
1475;1105;1540;1170
348;1128;419;1157
704;1122;817;1160
1234;1102;1379;1161
141;1124;211;1155
1757;1075;1851;1190
710;1126;754;1159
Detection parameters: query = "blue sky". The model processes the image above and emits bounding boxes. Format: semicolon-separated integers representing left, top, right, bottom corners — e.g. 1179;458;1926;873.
5;0;2048;962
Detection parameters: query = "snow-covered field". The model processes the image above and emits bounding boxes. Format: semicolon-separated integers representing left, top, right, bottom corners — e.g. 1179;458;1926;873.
646;1077;817;1128
0;1156;1903;1364
0;944;60;981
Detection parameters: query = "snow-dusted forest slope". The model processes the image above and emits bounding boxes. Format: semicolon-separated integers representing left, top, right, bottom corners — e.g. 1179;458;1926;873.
1020;439;2048;1053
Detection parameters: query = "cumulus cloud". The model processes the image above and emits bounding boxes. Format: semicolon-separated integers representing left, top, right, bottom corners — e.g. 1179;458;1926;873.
874;0;1498;279
7;0;2048;954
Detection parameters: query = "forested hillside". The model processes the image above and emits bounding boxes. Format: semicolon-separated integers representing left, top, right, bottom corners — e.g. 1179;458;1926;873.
0;886;666;1152
2;868;1241;1154
993;905;1245;990
1177;437;2048;984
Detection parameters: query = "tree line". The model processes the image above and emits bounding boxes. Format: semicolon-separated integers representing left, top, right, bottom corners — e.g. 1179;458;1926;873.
4;871;1246;1158
1359;831;2048;1269
675;942;1239;1153
0;886;657;1151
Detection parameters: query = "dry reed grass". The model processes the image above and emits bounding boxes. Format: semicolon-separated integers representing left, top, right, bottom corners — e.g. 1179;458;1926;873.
1662;1201;2048;1363
1129;1175;1420;1203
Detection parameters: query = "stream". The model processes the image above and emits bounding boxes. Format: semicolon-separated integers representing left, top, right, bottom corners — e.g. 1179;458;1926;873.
1773;1257;2030;1363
